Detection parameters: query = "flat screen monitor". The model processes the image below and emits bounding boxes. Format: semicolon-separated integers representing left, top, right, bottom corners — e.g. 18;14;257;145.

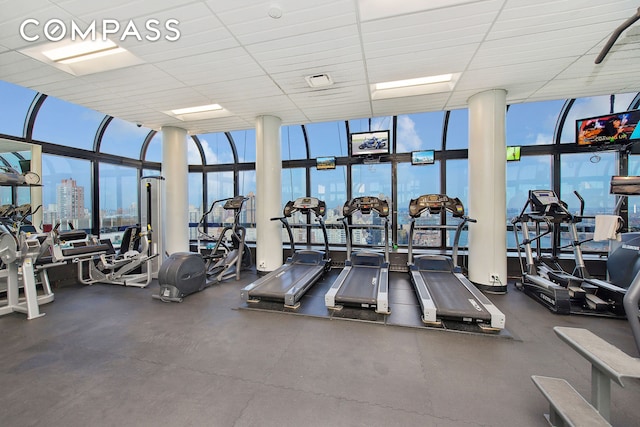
576;109;640;147
316;156;336;170
411;150;435;165
349;130;390;157
506;146;521;161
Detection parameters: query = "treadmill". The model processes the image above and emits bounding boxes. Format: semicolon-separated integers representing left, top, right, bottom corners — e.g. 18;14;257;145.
407;194;505;330
240;197;331;308
324;196;390;314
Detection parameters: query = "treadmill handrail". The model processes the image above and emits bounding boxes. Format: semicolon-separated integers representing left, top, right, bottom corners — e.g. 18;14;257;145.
408;214;473;269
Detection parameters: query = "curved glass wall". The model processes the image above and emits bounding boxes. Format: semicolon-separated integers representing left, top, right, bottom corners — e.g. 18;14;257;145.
198;132;235;164
1;79;637;256
41;154;92;231
351;163;392;247
307;121;348;158
507;100;564;145
188;172;204;240
99;163;138;243
560;151;618;251
558;93;637;144
397;161;441;246
445;109;468;150
231;129;256;163
629;155;640;231
0;81;37;138
311;165;347;245
100;118;151;157
281;167;307;243
281;125;306;161
238;170;256;241
144;133;162;162
396;112;445;152
33;97;104;149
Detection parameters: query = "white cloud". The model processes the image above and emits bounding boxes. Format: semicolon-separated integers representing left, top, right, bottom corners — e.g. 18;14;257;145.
396;115;422;152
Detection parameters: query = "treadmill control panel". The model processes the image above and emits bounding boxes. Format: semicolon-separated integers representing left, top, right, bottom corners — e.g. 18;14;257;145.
284;197;326;217
343;196;389;217
408;194;464;218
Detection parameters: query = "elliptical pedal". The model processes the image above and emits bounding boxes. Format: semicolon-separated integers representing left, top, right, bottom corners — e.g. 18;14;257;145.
568;286;586;300
585;293;609;311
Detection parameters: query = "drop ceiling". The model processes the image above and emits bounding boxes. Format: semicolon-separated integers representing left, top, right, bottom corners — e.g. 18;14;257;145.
0;0;639;134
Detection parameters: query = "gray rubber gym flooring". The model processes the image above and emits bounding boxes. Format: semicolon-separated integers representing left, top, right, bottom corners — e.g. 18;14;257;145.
1;269;639;426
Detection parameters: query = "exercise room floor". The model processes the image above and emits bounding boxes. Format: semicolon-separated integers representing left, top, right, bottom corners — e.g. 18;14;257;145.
1;270;639;427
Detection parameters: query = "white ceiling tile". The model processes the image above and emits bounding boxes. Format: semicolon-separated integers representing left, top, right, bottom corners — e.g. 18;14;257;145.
0;0;637;133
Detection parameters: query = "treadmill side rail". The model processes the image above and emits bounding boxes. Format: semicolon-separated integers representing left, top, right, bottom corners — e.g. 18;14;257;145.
454;273;506;329
325;265;351;309
375;265;390;314
283;264;326;307
410;269;437;323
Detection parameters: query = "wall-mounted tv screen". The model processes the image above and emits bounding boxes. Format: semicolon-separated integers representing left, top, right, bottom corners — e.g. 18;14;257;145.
411;150;435;165
506;146;521;161
576;110;640;147
350;130;390;157
316;156;336;170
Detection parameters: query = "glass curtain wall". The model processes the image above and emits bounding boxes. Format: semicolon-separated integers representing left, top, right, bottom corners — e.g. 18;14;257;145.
99;163;138;243
2;79;638;255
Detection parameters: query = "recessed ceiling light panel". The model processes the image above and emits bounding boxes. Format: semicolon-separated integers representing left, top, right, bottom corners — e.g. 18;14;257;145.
371;73;460;100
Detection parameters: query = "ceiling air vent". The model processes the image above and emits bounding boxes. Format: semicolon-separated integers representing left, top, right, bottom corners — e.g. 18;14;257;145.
305;73;333;88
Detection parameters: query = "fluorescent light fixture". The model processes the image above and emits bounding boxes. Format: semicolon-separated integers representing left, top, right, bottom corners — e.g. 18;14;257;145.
371;73;460;100
43;39;122;63
171;104;223;115
375;74;453;90
20;37;143;76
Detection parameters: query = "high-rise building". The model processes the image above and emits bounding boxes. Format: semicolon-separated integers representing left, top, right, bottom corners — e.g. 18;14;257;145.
56;178;85;223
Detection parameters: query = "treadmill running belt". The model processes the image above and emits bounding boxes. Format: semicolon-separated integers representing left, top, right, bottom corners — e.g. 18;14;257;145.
252;263;324;300
336;265;379;305
419;270;492;321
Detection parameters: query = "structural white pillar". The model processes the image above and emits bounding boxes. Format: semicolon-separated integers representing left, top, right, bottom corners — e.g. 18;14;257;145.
161;126;189;254
255;115;282;272
30;144;43;230
467;89;508;293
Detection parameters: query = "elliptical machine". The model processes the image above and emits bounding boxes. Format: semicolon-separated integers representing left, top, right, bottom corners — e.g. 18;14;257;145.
199;196;252;283
153;195;252;303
